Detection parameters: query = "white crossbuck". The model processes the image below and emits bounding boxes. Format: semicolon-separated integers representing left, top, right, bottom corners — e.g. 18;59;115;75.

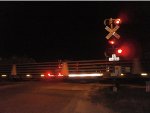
105;25;120;39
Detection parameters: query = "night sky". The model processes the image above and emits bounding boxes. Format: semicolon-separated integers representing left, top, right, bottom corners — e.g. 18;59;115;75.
0;1;149;62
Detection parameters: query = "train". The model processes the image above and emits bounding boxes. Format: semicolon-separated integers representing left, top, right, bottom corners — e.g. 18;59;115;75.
0;59;149;81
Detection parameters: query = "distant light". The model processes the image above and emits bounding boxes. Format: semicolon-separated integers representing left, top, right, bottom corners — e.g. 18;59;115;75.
41;74;45;77
114;18;121;25
109;40;115;45
58;73;63;76
116;20;120;24
26;74;31;77
141;73;148;76
68;73;103;77
106;69;110;72
48;73;54;77
121;73;124;76
1;75;7;77
99;73;104;76
106;67;110;72
117;49;122;54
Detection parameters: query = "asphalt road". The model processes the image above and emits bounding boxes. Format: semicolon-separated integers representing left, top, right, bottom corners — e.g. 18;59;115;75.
0;81;114;113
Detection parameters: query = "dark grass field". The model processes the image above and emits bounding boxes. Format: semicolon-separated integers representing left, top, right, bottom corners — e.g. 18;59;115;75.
89;84;150;113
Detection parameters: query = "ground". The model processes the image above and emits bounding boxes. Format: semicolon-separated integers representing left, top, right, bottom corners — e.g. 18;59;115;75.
0;81;150;113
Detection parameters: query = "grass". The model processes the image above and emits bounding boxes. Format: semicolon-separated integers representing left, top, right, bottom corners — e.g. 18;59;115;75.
89;84;150;113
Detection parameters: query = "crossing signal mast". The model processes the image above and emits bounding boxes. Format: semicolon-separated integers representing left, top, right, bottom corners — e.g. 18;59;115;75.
104;18;122;61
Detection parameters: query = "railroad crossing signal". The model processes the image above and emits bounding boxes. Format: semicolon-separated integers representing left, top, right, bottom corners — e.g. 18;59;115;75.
105;25;120;39
104;18;121;40
104;18;122;62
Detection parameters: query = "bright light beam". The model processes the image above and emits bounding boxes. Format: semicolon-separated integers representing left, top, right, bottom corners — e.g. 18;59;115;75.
68;73;103;77
141;73;148;76
26;74;31;77
1;75;7;77
41;74;45;77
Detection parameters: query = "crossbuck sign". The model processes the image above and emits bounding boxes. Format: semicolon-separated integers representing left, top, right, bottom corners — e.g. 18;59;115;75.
105;25;120;39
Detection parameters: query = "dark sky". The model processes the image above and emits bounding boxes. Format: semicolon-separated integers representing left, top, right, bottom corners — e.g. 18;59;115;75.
0;1;149;62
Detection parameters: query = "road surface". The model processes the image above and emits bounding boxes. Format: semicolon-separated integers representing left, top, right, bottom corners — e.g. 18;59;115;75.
0;81;114;113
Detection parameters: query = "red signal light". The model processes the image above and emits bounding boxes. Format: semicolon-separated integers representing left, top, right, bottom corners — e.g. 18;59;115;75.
109;40;115;45
117;49;122;54
114;18;121;25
